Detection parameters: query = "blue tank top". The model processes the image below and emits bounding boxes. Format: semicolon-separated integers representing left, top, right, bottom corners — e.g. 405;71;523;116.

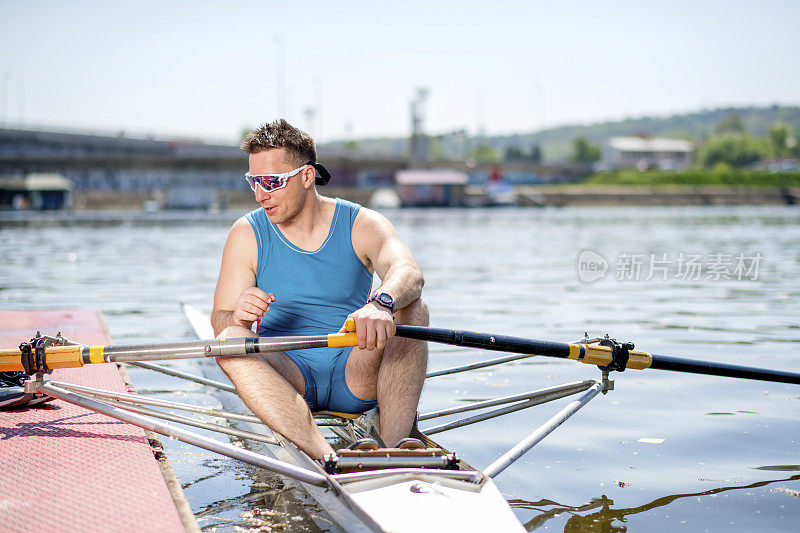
245;198;374;337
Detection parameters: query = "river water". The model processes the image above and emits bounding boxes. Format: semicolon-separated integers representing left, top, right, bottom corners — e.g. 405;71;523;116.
1;205;798;531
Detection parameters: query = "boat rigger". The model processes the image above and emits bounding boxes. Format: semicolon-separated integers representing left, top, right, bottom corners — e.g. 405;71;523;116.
2;306;799;532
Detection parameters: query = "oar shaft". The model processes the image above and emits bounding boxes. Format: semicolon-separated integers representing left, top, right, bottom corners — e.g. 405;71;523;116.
0;329;358;373
393;325;653;370
649;354;800;385
101;336;330;362
395;325;572;357
393;325;800;385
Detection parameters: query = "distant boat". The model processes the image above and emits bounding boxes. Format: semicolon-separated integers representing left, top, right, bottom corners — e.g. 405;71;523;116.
370;187;402;209
464;182;517;207
485;182;515;206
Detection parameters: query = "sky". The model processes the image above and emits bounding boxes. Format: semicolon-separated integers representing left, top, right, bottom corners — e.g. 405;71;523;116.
1;0;799;143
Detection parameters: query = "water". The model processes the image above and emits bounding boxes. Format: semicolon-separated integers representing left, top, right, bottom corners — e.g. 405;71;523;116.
1;205;799;531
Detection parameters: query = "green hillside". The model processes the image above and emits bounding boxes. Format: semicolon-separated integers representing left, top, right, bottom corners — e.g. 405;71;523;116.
321;105;800;163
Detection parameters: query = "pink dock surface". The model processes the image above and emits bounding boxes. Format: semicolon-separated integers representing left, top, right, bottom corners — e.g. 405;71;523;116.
0;309;186;532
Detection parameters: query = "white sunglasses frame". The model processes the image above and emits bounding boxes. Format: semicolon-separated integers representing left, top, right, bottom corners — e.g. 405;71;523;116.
244;164;309;193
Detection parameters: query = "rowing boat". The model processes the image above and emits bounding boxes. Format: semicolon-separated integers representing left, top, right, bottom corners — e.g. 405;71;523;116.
179;304;527;532
1;306;798;531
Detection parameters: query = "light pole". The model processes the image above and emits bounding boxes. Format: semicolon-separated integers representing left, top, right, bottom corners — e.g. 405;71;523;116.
17;78;24;125
536;82;544;132
274;36;285;118
1;72;10;126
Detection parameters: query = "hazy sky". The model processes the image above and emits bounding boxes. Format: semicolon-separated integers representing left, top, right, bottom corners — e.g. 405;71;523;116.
1;0;798;142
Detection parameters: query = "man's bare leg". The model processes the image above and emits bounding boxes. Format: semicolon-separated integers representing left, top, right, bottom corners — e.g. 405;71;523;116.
215;325;334;460
346;299;429;447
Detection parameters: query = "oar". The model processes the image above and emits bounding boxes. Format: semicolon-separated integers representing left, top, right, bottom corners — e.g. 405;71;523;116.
4;320;798;386
391;324;800;385
0;327;358;374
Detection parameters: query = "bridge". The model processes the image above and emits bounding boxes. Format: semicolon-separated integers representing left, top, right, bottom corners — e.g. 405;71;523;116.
0;125;587;204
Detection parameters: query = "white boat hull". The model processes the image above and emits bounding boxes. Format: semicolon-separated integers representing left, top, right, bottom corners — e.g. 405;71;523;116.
345;472;525;532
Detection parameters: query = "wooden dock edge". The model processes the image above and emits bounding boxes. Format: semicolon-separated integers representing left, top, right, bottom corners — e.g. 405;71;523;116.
116;362;200;533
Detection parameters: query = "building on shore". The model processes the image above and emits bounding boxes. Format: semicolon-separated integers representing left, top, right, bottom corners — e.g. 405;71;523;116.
600;136;693;171
395;169;468;207
750;157;800;172
0;173;72;210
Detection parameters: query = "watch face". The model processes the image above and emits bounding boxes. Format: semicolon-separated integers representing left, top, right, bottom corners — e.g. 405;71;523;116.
373;293;394;311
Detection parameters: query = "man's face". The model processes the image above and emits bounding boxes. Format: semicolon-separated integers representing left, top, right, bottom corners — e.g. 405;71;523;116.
248;148;311;223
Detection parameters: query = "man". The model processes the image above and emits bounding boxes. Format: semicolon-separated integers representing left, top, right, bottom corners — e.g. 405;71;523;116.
212;119;428;460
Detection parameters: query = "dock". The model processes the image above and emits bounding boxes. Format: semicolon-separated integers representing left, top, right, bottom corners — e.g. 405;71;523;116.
0;309;195;532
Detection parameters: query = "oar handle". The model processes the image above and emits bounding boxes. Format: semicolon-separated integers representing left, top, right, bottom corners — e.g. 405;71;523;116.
326;318;398;348
2;319;392;372
327;318;358;347
0;344;86;372
0;347;26;371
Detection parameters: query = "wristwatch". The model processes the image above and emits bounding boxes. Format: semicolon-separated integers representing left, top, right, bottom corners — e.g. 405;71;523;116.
368;292;395;313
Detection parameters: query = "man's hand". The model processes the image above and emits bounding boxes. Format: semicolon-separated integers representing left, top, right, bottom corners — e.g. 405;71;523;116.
233;287;275;329
340;301;394;351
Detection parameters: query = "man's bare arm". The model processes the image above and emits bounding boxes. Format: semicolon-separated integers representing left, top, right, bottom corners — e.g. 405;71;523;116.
211;218;274;336
344;208;423;350
361;213;424;310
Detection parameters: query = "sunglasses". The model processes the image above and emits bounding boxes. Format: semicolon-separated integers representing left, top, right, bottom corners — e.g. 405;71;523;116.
245;164;308;193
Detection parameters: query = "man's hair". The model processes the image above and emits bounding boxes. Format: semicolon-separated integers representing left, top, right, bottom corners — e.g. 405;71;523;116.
240;119;316;166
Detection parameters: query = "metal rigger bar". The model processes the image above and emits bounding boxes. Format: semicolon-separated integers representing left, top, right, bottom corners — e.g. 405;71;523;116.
32;380;331;487
422;381;597;435
419;380;596;421
55;381;262;423
484;380;605;478
51;381;279;444
426;353;539;378
128;361;237;393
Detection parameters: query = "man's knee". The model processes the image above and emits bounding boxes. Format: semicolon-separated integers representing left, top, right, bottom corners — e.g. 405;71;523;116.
395;298;429;327
215;325;256;372
216;325;254;340
389;298;429;368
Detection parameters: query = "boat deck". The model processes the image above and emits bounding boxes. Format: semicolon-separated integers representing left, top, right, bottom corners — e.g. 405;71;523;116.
0;309;191;533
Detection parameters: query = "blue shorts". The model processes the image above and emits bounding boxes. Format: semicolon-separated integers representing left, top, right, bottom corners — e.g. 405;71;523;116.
284;346;378;414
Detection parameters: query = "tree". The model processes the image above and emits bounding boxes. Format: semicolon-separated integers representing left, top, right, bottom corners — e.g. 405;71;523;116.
504;144;542;162
503;146;525;161
769;122;791;157
716;113;746;135
697;136;771;168
529;144;542;163
571;136;600;163
469;144;502;163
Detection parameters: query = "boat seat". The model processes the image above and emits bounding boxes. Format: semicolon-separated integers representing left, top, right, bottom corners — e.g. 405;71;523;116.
313;410;364;420
315;407;381;445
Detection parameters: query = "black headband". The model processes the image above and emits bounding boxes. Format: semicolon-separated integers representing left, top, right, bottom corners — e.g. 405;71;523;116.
307;161;332;186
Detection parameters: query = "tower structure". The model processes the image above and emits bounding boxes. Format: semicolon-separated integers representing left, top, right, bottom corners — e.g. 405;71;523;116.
409;88;429;162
